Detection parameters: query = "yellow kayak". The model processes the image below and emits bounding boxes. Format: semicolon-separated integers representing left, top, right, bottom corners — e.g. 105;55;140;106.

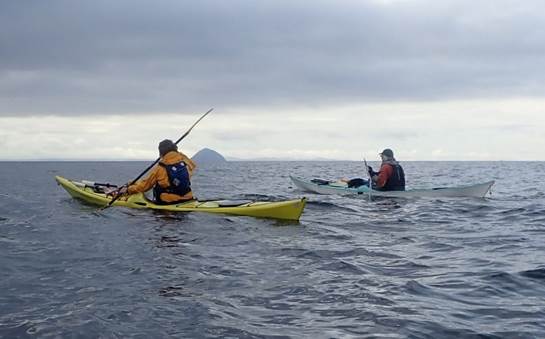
55;176;306;221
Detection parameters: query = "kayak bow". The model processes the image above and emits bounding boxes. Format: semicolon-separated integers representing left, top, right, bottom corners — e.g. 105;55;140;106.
56;176;306;220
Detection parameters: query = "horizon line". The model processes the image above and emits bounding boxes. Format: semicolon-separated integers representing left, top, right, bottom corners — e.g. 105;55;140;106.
0;159;538;162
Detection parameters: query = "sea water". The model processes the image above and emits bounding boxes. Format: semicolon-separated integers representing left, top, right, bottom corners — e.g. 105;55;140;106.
1;161;544;338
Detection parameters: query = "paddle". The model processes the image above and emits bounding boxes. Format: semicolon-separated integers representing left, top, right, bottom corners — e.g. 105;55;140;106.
103;108;214;210
364;157;372;200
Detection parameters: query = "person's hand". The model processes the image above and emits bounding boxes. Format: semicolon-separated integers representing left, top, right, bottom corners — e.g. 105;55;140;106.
118;185;129;195
108;185;129;198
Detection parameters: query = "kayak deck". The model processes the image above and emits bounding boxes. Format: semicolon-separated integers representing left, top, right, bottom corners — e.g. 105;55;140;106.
290;175;494;198
56;176;306;220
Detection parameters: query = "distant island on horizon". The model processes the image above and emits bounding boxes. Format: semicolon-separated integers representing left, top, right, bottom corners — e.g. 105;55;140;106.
191;148;227;166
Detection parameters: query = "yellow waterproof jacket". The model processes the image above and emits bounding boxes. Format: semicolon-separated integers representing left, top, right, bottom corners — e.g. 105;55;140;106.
127;151;196;202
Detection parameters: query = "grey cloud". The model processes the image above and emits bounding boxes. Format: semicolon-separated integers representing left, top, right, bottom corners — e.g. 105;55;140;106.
1;0;545;116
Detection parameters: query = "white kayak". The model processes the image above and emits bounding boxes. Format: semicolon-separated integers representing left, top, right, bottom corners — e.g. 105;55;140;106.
290;176;494;198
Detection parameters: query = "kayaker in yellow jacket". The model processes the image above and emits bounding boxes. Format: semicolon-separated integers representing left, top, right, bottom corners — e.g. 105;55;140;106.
113;139;196;203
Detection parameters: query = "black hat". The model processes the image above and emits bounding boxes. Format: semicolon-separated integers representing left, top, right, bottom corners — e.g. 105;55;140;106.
380;148;394;158
158;139;177;156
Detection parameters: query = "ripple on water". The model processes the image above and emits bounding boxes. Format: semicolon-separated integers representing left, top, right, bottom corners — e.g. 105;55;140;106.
519;268;545;282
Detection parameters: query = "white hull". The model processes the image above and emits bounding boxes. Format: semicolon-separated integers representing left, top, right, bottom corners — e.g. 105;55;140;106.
290;176;494;198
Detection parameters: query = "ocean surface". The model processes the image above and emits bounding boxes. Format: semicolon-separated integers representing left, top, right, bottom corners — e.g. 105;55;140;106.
1;161;545;338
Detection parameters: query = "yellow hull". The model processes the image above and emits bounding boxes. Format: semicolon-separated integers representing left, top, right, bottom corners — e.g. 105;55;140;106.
55;176;306;221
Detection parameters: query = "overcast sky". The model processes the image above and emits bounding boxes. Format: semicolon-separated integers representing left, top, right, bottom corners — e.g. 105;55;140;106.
1;0;545;160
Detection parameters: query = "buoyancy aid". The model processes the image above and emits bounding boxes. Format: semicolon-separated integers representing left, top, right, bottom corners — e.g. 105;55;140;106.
153;161;191;202
382;163;405;191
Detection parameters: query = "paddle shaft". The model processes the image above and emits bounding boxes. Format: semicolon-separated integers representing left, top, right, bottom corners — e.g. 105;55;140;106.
104;108;213;208
364;157;372;200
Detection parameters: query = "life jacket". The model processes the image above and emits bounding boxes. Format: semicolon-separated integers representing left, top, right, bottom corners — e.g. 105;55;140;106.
381;163;405;191
153;161;191;203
